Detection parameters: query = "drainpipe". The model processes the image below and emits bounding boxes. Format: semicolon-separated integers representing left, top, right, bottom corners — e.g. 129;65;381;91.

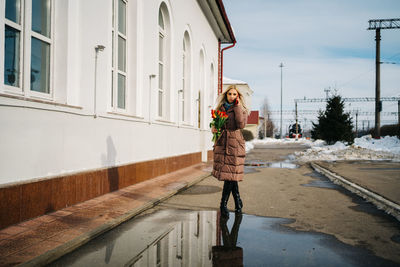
219;41;236;94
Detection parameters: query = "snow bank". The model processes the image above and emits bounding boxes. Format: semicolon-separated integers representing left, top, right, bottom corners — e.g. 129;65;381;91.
353;135;400;154
246;135;400;162
295;135;400;162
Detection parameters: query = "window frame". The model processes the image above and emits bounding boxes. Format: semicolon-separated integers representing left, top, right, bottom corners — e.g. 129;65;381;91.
3;0;24;94
181;31;191;124
111;0;128;112
3;0;54;100
181;38;185;122
209;63;214;107
157;9;166;119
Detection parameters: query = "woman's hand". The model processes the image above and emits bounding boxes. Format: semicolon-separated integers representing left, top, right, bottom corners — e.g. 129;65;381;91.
211;126;218;133
235;97;241;106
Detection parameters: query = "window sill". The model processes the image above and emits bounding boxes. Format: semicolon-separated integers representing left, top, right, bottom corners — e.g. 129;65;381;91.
107;112;145;120
0;93;82;109
155;118;175;124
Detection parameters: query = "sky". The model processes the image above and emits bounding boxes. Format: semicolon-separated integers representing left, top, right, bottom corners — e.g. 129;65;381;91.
222;0;400;132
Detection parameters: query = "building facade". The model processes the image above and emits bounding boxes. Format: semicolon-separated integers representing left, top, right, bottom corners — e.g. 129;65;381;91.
0;0;235;228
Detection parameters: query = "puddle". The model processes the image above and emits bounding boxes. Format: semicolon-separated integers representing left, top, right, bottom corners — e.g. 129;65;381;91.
302;171;342;189
50;209;397;267
268;162;299;169
244;161;299;169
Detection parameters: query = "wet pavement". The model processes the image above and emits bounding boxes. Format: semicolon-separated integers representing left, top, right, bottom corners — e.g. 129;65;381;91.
50;209;398;267
314;161;400;205
2;142;400;266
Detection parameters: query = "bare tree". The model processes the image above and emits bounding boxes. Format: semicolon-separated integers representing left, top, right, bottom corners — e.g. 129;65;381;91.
258;98;275;139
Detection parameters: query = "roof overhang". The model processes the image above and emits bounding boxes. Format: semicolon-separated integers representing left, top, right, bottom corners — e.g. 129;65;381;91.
197;0;236;43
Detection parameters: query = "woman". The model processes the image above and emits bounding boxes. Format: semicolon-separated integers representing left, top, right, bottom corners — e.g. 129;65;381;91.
211;85;249;217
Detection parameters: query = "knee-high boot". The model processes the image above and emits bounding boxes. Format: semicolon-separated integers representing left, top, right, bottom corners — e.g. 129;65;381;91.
220;181;232;218
232;181;243;213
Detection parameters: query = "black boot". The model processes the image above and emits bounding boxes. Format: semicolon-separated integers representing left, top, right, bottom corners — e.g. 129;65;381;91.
220;181;232;218
232;181;243;213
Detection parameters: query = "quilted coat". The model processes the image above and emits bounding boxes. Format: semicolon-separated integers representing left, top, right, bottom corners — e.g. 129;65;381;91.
212;104;247;181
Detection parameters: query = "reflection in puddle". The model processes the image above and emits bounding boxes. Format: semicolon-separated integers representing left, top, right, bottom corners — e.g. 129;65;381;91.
50;209;396;267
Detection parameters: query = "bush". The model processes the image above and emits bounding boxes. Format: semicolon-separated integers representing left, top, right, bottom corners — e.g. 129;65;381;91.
369;124;400;137
241;129;254;141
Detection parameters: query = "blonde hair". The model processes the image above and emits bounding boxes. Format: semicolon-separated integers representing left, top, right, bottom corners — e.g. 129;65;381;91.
215;85;250;115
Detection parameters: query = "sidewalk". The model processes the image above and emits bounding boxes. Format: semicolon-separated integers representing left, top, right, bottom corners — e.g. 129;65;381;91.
311;161;400;221
0;163;212;267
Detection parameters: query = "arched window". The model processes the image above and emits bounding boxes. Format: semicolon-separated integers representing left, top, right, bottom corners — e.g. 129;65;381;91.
158;4;170;118
182;31;191;123
198;50;205;128
209;63;215;107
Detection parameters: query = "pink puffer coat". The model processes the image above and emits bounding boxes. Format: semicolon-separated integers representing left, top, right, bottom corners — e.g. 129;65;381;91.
212;104;247;181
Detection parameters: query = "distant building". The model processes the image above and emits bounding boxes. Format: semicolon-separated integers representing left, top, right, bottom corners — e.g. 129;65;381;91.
0;0;235;229
246;111;260;139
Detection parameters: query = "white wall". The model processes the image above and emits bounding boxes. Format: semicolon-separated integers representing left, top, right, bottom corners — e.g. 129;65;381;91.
0;0;220;184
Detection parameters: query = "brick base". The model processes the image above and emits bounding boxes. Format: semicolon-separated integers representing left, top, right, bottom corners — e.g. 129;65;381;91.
0;152;202;229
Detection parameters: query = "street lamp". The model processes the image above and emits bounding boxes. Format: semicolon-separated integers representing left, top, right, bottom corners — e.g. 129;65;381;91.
279;63;284;139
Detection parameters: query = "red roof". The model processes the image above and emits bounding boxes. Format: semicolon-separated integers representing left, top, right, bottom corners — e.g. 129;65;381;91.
247;111;259;125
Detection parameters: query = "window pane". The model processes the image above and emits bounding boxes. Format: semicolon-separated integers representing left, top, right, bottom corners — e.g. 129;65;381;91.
118;36;126;72
4;25;20;87
112;0;114;28
111;71;114;107
159;35;163;62
112;31;114;68
32;0;51;37
117;73;126;109
118;0;126;35
31;37;50;93
5;0;21;24
158;63;163;90
182;54;185;77
158;90;162;117
158;10;164;30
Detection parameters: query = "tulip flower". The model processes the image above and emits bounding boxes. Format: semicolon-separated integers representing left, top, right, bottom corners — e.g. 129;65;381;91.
210;109;229;142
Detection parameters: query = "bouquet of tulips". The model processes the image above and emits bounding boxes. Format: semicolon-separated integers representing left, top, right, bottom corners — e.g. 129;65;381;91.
210;109;228;142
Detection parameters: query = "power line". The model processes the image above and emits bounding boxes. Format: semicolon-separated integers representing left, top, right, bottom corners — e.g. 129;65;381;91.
269;110;398;116
294;97;400;103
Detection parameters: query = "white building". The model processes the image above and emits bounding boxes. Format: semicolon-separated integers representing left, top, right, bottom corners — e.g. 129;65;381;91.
0;0;235;228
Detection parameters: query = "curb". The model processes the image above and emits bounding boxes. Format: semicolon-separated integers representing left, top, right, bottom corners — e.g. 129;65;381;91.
310;162;400;222
20;172;211;267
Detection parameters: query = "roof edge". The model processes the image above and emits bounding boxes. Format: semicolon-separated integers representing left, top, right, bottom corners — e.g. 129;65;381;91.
215;0;236;43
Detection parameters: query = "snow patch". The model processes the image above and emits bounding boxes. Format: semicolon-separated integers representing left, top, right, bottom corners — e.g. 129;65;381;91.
246;135;400;162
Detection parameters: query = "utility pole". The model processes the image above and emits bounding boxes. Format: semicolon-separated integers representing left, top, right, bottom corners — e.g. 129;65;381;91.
355;110;359;138
324;87;331;100
264;105;267;139
279;63;284;139
367;18;400;138
295;101;298;140
398;100;400;136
